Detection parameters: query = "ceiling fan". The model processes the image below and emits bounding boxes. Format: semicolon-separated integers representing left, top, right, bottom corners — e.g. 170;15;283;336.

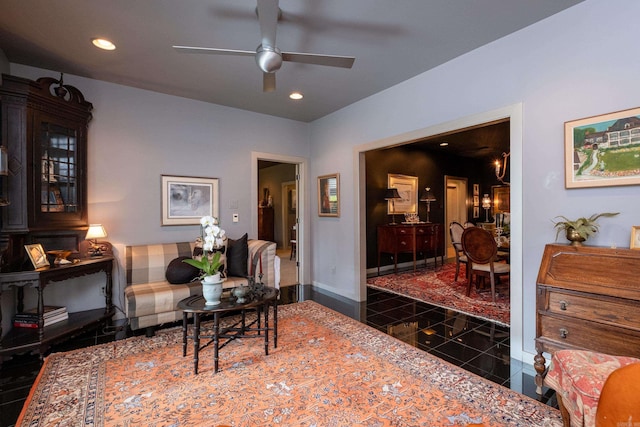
173;0;355;92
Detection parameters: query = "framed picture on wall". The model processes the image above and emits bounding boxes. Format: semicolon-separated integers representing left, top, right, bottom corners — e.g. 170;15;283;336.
473;206;479;218
387;174;418;214
492;185;510;214
161;175;219;225
631;226;640;250
473;184;480;196
318;173;340;217
565;106;640;189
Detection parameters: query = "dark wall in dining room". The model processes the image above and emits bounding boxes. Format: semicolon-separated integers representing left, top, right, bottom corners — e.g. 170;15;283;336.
365;145;500;270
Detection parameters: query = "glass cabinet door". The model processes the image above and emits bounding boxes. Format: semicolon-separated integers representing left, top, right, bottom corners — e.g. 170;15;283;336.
40;122;78;214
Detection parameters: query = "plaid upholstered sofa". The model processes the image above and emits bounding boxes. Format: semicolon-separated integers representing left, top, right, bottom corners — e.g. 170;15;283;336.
124;239;277;333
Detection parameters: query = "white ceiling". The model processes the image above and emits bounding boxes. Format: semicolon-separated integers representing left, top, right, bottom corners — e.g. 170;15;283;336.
1;0;583;123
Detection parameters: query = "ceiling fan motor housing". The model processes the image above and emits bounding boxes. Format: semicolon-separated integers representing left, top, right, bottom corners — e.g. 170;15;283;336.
256;45;282;73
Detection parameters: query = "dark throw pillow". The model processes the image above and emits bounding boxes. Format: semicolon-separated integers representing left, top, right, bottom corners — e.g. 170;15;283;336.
227;233;248;277
165;256;200;284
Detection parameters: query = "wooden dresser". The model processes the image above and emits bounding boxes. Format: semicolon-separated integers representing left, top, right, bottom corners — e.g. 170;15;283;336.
534;243;640;392
377;223;443;274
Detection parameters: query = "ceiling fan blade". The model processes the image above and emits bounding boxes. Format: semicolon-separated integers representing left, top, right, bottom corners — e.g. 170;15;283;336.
173;46;255;57
282;52;355;69
263;72;276;92
257;0;279;47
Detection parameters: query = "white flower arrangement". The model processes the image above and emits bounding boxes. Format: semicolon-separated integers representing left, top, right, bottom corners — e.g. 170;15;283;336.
183;215;226;278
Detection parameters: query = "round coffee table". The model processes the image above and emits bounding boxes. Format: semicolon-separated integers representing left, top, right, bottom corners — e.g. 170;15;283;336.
178;286;278;374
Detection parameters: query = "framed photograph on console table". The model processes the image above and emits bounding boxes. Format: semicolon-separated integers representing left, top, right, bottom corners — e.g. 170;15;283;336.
388;174;418;214
565;106;640;189
25;244;50;269
318;173;340;217
161;175;219;225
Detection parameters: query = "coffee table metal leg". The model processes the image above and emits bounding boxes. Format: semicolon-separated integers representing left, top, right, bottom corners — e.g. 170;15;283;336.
274;300;278;348
182;312;188;357
257;306;262;335
264;302;269;355
193;313;201;375
213;312;220;373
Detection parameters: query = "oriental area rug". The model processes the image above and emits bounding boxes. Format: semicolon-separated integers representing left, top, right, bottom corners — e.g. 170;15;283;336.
367;263;510;326
17;301;557;427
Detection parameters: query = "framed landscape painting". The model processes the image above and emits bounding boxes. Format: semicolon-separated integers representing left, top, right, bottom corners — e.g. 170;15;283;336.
565;106;640;188
387;174;418;214
161;175;219;225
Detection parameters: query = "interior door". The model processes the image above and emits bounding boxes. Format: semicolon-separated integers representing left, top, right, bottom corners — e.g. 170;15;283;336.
445;176;468;259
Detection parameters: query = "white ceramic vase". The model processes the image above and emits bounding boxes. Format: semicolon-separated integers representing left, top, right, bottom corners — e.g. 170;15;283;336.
202;274;223;306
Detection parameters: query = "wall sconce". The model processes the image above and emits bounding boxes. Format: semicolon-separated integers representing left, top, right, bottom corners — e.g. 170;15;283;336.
419;187;436;223
85;224;108;257
481;194;492;222
384;188;401;225
494;151;510;184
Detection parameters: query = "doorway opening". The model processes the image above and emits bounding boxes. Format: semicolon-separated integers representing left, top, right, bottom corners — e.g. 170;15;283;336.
445;176;468;259
253;152;308;287
356;104;522;360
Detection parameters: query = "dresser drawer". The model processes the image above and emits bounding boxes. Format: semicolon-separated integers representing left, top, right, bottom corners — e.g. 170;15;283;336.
538;314;640;357
547;290;640;331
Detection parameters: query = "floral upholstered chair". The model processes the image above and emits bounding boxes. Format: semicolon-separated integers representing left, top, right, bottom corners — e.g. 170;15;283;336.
545;350;640;427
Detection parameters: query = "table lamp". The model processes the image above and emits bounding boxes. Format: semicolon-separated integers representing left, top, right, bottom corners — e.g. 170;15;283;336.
384;188;401;225
85;224;108;256
419;187;436;223
482;194;491;222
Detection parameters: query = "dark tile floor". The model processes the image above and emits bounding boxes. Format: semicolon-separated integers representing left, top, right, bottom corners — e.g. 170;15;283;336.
0;283;555;427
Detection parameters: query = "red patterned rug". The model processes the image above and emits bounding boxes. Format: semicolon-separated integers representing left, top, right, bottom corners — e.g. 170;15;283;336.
17;301;556;426
367;263;510;326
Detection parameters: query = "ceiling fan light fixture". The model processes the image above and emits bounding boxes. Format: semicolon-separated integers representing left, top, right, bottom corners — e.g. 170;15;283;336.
289;92;303;100
91;38;116;51
255;45;282;73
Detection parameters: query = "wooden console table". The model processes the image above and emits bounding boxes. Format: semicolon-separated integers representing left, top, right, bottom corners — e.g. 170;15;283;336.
534;244;640;393
0;256;114;362
377;223;443;274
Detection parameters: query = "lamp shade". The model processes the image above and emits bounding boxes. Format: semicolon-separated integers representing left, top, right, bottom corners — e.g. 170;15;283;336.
481;194;491;209
419;187;436;202
384;188;401;200
85;224;107;240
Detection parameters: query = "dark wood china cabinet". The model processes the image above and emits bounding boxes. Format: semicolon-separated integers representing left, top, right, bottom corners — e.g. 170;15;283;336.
0;74;93;271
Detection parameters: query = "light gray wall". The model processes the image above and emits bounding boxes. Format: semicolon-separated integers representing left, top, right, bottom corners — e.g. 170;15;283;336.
2;64;309;327
309;0;640;362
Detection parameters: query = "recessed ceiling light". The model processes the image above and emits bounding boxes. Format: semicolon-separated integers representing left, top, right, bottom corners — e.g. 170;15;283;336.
439;142;449;147
91;38;116;51
289;92;303;100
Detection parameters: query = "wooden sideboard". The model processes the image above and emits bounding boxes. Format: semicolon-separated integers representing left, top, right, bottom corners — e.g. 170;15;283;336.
534;244;640;393
0;256;114;363
377;223;443;274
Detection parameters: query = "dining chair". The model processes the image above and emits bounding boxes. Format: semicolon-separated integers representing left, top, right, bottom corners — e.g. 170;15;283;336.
289;224;297;260
461;226;510;303
448;222;468;281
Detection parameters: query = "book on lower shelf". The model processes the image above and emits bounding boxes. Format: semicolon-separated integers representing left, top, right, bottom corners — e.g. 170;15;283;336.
13;306;69;328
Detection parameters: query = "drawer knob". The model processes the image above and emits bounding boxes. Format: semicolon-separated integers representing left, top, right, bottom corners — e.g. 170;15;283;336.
559;328;569;339
559;301;568;310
